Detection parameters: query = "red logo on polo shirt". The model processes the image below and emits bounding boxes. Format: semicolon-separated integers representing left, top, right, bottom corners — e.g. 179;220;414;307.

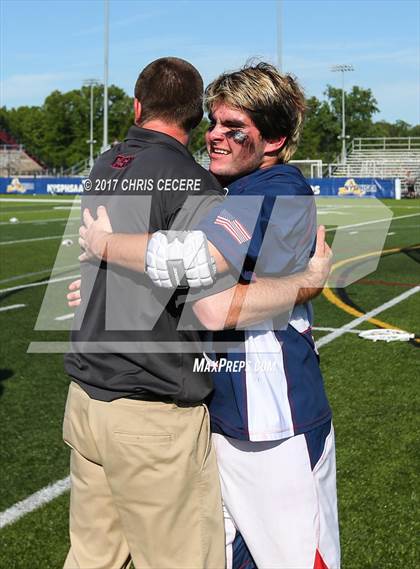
111;155;135;169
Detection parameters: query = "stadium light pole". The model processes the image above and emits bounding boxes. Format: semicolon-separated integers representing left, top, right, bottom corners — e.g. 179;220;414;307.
83;79;99;169
331;64;354;164
102;0;109;152
276;0;283;72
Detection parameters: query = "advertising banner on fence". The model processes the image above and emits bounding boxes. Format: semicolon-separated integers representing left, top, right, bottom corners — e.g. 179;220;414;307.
0;176;399;198
0;177;85;195
307;177;399;199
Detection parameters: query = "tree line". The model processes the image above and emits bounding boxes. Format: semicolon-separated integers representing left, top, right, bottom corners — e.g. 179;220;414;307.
0;84;419;170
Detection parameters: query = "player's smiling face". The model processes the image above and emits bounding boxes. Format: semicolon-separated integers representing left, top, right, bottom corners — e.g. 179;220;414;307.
206;103;266;182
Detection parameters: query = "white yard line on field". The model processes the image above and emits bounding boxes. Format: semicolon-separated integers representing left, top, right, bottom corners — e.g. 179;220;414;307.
0;304;26;313
316;285;420;348
0;198;79;203
55;313;74;321
0;234;78;245
317;204;386;209
0;477;70;529
324;212;420;232
317;211;347;215
312;326;362;334
0;265;79;285
0;217;78;226
0;208;68;215
0;274;80;295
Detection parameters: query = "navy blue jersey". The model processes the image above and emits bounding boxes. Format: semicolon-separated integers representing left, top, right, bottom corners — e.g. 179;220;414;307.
197;165;332;441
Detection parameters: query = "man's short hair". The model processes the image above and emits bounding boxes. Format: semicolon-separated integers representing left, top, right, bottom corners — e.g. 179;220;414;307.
204;62;306;163
134;57;204;132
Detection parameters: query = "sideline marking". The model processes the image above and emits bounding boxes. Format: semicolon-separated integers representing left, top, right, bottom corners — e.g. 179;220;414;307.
324;212;420;232
323;245;420;341
0;208;68;215
0;198;79;203
0;274;80;295
0;477;70;529
0;265;79;286
317;286;420;348
0;234;78;246
318;211;347;215
0;304;26;313
55;313;74;321
312;326;361;334
0;217;78;226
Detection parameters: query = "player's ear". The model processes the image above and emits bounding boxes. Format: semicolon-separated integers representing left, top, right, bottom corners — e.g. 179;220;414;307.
134;99;142;124
264;136;286;155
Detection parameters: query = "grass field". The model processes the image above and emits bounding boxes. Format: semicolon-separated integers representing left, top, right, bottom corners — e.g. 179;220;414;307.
0;194;419;569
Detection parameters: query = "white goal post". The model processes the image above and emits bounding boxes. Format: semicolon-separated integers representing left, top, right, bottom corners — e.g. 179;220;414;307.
289;159;323;178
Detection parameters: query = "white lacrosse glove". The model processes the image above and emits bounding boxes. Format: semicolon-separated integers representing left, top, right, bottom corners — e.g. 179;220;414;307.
146;230;217;288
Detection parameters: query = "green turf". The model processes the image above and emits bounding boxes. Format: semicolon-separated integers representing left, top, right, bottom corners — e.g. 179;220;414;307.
0;217;80;241
1;196;419;568
0;284;70;510
321;335;420;569
0;493;70;568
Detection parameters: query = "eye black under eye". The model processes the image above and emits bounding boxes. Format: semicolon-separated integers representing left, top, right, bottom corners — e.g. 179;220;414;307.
226;130;248;143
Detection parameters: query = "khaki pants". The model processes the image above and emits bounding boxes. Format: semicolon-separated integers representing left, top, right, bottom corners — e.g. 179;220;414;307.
63;382;225;569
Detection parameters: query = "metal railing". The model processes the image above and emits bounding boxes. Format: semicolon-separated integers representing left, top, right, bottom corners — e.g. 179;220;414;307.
0;143;25;151
62;157;91;176
325;137;420;177
351;137;420;151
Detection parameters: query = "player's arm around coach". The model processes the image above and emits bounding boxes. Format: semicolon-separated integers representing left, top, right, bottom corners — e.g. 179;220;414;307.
75;205;331;330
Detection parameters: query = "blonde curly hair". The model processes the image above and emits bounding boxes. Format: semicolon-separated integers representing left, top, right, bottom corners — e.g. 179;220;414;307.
205;61;306;163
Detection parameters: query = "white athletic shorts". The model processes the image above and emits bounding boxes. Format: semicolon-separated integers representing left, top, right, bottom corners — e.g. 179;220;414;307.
213;421;340;569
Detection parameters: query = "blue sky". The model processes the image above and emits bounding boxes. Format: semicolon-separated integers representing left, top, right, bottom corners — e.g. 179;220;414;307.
1;0;419;124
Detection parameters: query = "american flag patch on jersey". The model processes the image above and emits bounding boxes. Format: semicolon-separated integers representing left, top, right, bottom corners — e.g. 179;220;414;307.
214;209;251;244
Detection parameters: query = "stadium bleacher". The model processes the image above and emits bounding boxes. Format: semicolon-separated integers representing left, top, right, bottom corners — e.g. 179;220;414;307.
0;131;45;177
331;137;420;194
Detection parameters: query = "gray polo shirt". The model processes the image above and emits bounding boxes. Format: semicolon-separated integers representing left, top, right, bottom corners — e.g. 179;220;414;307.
65;126;233;404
